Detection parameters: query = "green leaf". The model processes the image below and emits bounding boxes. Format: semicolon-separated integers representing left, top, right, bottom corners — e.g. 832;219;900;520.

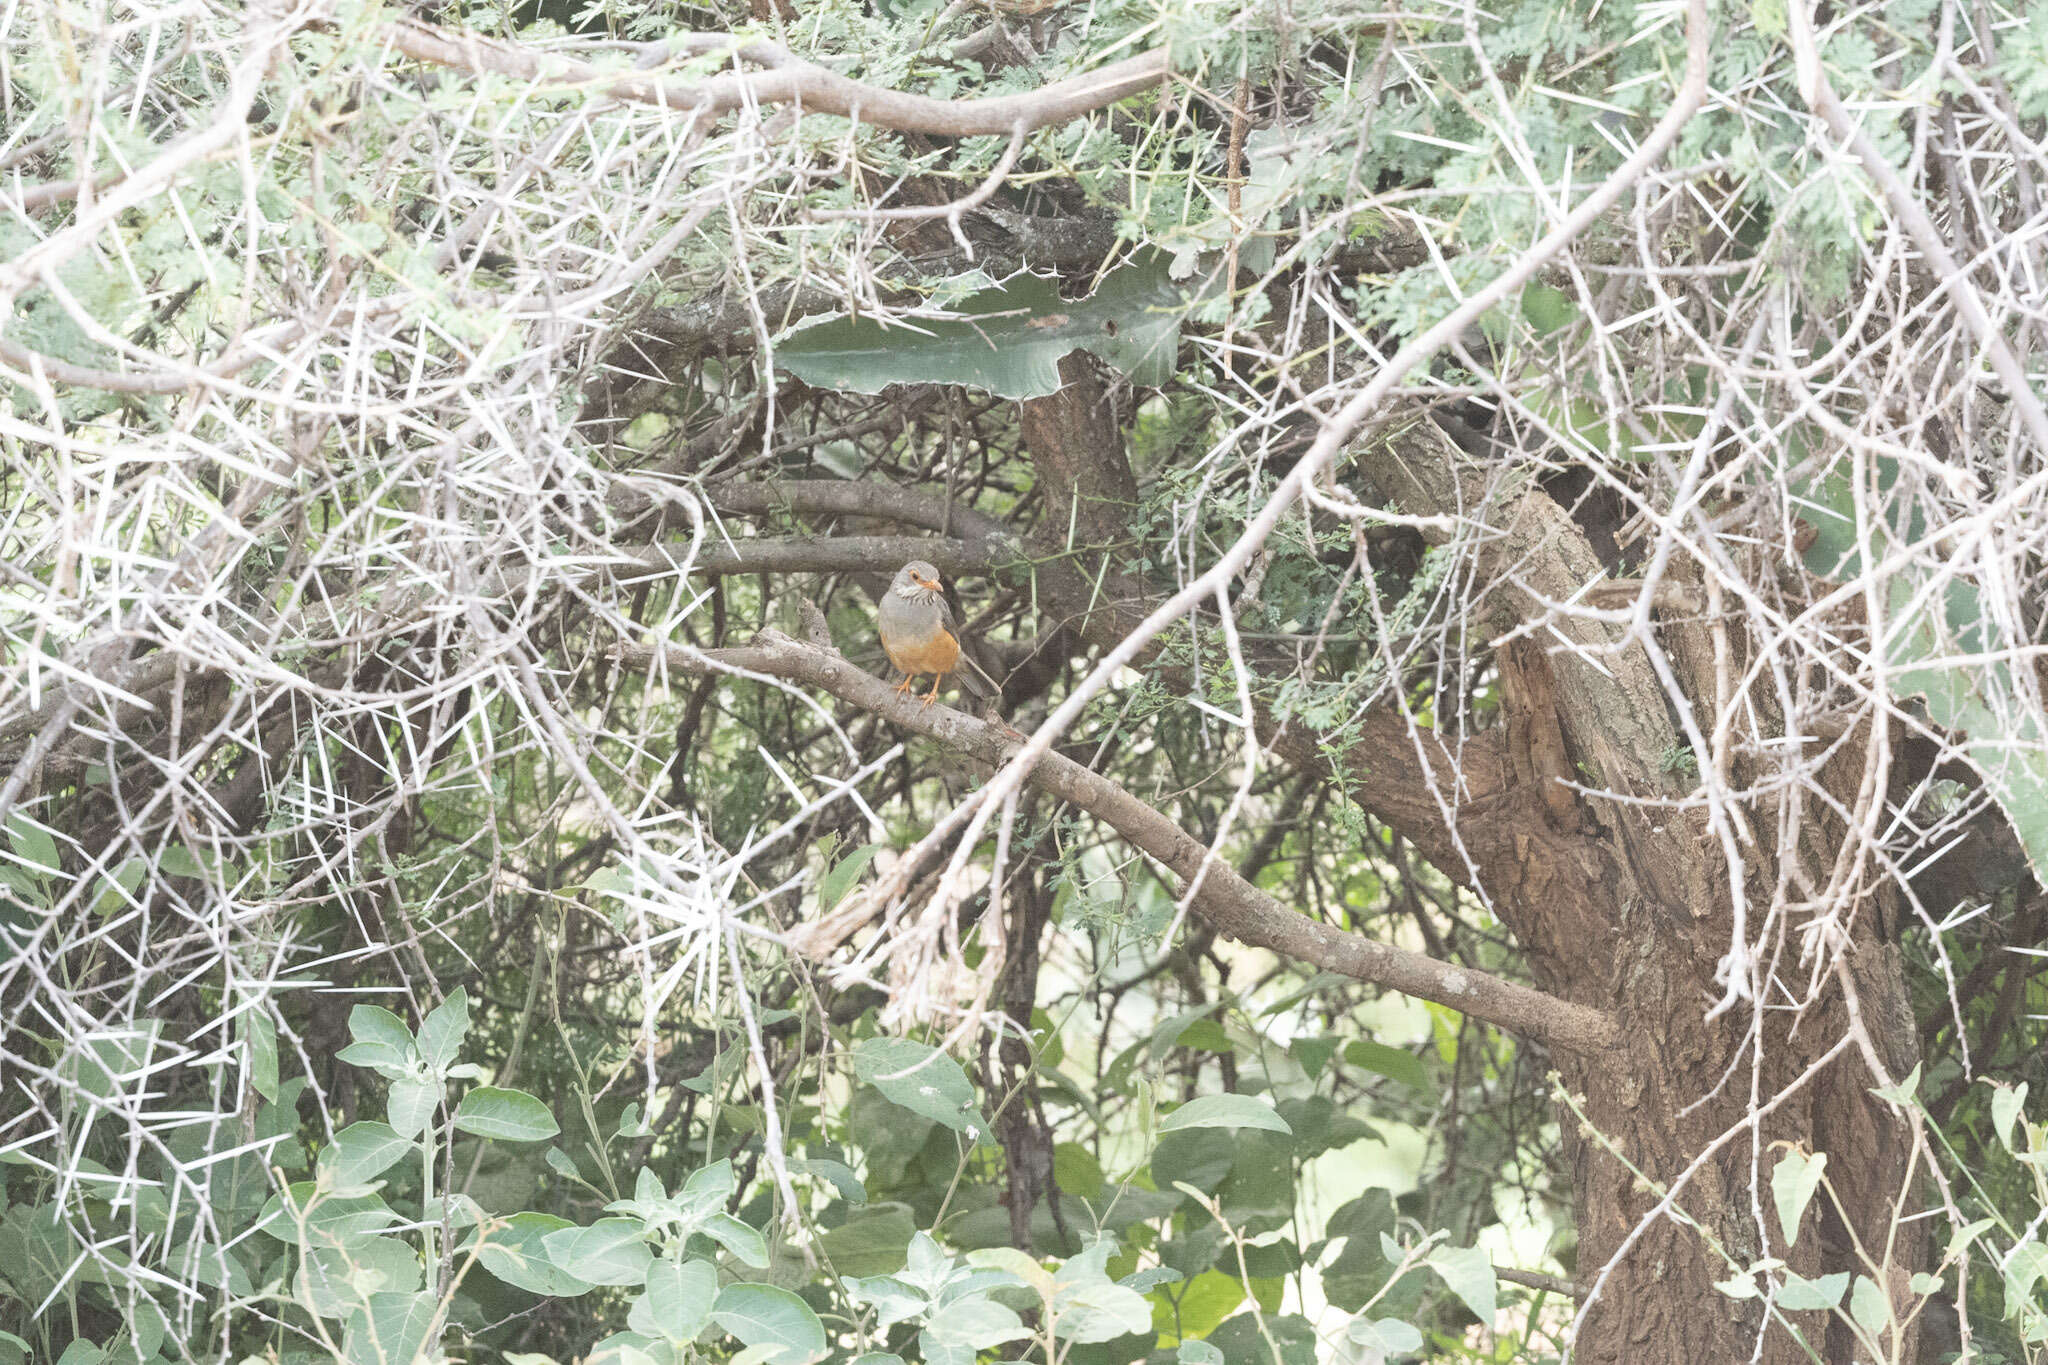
5;814;61;878
852;1038;988;1139
55;1342;103;1365
1770;1149;1827;1247
1053;1142;1104;1199
1290;1037;1338;1080
1343;1040;1430;1091
1348;1317;1424;1352
2005;1240;2048;1321
1520;283;1579;335
387;1076;439;1139
1872;1063;1921;1106
1158;1094;1291;1136
59;1023;162;1100
470;1211;596;1296
1153;1269;1244;1341
346;1005;416;1059
296;1234;423;1319
417;988;471;1070
923;1296;1031;1350
819;843;884;911
454;1086;561;1142
1177;1342;1225;1364
638;1256;717;1342
339;1290;438;1365
544;1219;655;1286
705;1212;771;1268
796;1157;867;1203
711;1283;828;1364
776;253;1199;401
243;1009;279;1105
1428;1244;1495;1328
1849;1274;1891;1337
254;1186;400;1246
1993;1083;2029;1152
819;1203;917;1278
318;1122;412;1190
1205;1312;1319;1365
1778;1270;1850;1311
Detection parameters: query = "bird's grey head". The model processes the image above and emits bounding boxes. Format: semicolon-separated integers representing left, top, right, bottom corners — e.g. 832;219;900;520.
892;561;944;599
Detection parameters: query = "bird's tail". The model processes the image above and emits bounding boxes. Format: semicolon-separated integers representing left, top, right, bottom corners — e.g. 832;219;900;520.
958;652;1001;700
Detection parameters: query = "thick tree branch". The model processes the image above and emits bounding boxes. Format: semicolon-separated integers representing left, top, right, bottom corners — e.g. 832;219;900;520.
618;632;1619;1056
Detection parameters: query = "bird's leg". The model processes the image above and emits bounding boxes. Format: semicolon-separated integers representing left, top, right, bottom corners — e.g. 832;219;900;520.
922;675;942;707
894;674;917;696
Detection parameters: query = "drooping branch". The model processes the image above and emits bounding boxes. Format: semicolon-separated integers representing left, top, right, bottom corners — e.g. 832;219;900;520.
619;631;1619;1056
384;18;1170;137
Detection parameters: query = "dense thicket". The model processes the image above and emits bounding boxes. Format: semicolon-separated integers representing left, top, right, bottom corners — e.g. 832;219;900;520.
2;0;2045;1360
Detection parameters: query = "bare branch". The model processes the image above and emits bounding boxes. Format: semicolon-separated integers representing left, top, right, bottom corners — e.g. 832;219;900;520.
621;632;1620;1057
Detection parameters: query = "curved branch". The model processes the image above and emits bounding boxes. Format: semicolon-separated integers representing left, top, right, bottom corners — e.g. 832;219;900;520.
385;19;1170;137
620;632;1619;1056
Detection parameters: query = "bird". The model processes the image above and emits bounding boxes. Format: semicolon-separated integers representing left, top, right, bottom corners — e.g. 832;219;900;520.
877;561;1001;707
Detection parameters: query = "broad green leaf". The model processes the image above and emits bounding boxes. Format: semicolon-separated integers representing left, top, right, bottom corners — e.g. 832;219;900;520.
544;1219;655;1286
1290;1037;1338;1080
254;1186;399;1246
1177;1342;1225;1364
1053;1142;1104;1199
55;1342;103;1365
1343;1040;1430;1091
1849;1274;1891;1337
637;1256;717;1342
819;1203;917;1278
469;1212;595;1296
1994;1083;2029;1152
318;1122;411;1190
705;1211;771;1268
296;1234;422;1319
417;987;471;1070
340;1290;438;1365
819;843;884;910
243;1009;279;1105
712;1283;828;1364
1428;1244;1495;1328
454;1086;561;1142
345;1005;416;1059
5;814;61;877
1779;1270;1850;1311
1205;1312;1319;1365
59;1023;162;1100
1348;1317;1424;1352
2005;1240;2048;1321
776;254;1199;401
1770;1149;1827;1247
1158;1094;1291;1136
1152;1269;1244;1342
1053;1279;1154;1342
852;1038;988;1139
923;1296;1031;1349
796;1156;866;1204
387;1076;439;1139
1521;283;1580;334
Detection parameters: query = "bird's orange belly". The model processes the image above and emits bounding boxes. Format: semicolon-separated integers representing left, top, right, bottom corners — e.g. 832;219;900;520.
885;629;961;676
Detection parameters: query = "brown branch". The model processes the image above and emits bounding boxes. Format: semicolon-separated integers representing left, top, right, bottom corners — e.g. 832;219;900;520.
625;535;994;581
384;18;1170;137
618;632;1619;1056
